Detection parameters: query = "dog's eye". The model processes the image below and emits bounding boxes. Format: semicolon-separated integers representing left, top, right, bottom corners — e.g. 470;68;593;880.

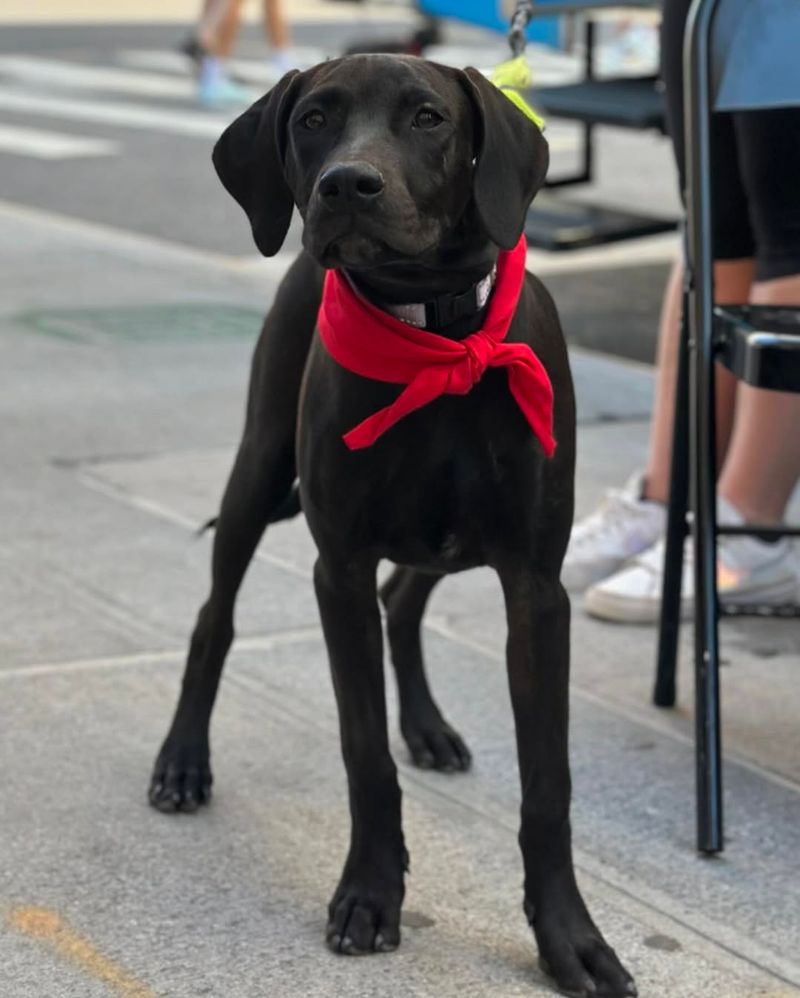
413;108;443;130
300;110;326;131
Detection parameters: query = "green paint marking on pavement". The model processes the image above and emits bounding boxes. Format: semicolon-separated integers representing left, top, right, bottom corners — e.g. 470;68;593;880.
15;303;264;343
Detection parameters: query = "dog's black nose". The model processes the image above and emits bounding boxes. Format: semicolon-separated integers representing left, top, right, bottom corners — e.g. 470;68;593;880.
318;162;385;208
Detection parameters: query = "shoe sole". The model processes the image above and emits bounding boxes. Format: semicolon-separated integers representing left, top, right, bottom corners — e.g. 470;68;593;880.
561;557;640;595
584;590;693;625
585;574;798;625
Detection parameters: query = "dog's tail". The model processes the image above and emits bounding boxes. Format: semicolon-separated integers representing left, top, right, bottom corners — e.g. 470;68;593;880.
196;482;302;537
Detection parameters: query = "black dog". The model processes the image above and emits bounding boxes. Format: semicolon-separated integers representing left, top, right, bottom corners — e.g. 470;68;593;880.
149;55;636;998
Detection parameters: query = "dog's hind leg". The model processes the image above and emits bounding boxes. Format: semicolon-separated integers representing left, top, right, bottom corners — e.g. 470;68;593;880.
148;252;321;813
380;567;471;772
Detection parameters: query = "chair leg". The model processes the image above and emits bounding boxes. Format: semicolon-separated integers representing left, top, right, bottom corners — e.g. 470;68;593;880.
654;295;691;708
691;298;724;856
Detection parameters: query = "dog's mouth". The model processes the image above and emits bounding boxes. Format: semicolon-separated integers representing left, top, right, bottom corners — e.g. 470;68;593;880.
318;232;389;269
303;207;442;271
309;229;444;272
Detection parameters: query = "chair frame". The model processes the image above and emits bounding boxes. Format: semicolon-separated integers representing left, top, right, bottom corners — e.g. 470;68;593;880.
653;0;800;855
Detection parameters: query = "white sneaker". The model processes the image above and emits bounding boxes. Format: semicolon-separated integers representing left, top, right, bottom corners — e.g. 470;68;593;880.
562;472;666;592
585;497;799;624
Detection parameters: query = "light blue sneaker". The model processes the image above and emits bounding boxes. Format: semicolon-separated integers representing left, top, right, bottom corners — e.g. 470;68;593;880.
198;60;253;109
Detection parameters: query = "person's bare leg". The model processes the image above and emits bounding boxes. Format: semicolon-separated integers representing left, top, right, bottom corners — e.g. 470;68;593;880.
717;273;800;523
643;257;755;503
214;0;245;58
641;260;683;503
196;0;233;53
264;0;289;50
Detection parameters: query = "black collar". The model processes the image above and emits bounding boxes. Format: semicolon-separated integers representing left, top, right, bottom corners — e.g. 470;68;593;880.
348;267;496;331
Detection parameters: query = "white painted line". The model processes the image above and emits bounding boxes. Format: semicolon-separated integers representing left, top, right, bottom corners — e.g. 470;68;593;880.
0;198;295;283
118;48;326;83
234;226;676;278
424;616;800;799
570;342;655;374
77;470;309;581
117;49;208;75
0;55;576;146
119;45;573;86
0;628;322;681
0;192;674;291
0;90;233;139
0;122;118;159
402;767;800;990
528;229;680;275
0;197;247;269
4;632;795;989
0;55;197;100
0;0;416;25
55;445;800;802
229;226;673;283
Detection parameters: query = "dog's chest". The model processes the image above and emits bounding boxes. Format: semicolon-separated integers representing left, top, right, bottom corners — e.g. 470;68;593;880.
302;369;542;571
378;435;500;568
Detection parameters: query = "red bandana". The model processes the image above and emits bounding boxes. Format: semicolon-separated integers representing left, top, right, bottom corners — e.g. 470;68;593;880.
317;236;555;456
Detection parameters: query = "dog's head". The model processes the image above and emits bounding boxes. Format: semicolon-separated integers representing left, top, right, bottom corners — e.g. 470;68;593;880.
213;55;548;269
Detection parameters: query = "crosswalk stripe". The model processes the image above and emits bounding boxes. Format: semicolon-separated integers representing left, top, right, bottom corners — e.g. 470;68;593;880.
0;122;118;159
118;48;324;84
119;43;576;86
0;50;580;153
0;90;233;139
0;55;196;100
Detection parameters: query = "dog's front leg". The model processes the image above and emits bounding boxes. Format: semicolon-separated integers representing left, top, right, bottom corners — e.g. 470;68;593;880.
499;565;636;998
314;554;406;956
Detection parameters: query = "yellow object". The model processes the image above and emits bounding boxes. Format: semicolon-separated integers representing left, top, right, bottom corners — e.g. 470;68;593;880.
490;56;546;131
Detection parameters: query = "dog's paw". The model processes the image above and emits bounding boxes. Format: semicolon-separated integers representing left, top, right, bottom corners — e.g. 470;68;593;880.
402;714;472;773
148;739;212;814
326;863;405;956
532;907;636;998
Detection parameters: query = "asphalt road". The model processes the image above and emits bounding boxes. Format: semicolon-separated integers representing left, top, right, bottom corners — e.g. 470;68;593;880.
0;21;331;255
0;19;537;256
0;20;680;361
0;18;679;252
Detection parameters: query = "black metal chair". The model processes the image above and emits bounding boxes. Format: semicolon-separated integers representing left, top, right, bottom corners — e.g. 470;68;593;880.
653;0;800;855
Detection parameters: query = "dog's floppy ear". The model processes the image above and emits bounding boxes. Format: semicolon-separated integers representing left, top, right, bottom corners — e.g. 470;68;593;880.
212;70;302;256
460;66;549;249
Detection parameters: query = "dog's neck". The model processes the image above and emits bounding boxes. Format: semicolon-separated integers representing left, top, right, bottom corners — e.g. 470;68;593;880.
348;267;496;339
345;241;500;340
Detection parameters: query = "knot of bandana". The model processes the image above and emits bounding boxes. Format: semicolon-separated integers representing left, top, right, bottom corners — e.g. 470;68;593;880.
317;236;556;456
451;331;494;393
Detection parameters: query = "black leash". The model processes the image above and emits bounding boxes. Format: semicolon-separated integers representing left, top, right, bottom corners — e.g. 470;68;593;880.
508;0;535;57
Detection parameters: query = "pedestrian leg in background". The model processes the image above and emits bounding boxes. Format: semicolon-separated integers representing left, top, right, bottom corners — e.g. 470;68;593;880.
217;0;294;80
264;0;293;76
183;0;254;108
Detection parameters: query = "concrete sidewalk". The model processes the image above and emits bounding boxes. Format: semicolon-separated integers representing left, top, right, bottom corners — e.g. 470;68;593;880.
1;201;798;998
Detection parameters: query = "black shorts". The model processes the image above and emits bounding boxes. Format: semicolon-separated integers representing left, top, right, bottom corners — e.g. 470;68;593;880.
661;0;800;280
